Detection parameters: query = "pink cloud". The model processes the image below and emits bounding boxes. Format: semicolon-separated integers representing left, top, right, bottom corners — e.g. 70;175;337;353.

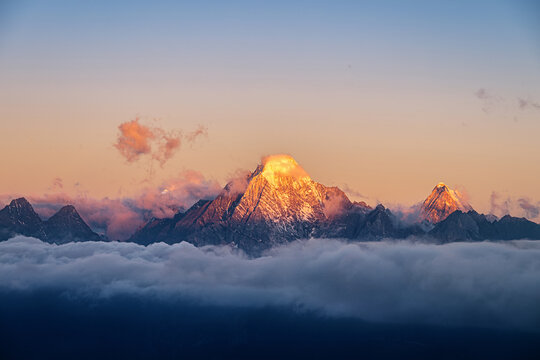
150;128;182;167
114;118;156;162
114;119;207;167
185;125;208;143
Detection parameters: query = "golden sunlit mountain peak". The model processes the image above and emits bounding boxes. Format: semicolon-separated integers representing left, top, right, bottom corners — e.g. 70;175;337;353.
215;153;352;225
421;182;473;223
260;154;311;185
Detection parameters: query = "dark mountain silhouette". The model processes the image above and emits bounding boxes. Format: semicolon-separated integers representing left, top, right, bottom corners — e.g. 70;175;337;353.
0;198;102;243
429;210;540;242
0;198;46;240
43;205;102;244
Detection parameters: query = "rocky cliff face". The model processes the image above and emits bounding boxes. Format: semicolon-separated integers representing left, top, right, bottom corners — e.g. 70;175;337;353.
420;183;473;223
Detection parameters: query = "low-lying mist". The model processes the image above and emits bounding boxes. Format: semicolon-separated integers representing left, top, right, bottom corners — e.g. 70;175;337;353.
1;236;539;331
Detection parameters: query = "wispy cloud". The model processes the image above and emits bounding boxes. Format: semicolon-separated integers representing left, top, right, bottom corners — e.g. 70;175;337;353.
474;88;503;114
152;130;182;166
51;177;63;191
518;198;540;219
185;125;208;143
490;191;540;221
339;183;368;200
518;98;540;111
490;191;511;217
474;89;540;120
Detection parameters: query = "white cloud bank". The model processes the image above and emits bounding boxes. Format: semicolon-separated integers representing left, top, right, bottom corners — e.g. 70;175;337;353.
1;237;540;331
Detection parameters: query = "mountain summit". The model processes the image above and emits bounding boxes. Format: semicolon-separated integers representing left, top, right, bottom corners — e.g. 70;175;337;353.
44;205;102;244
131;154;376;251
420;183;473;223
0;198;45;240
228;154;351;225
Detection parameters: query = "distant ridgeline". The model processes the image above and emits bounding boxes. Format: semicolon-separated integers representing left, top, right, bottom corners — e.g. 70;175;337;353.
0;198;102;244
2;156;539;253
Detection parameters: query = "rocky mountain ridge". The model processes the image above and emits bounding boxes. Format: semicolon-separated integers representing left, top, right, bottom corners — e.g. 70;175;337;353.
129;155;540;253
2;155;539;253
0;198;101;243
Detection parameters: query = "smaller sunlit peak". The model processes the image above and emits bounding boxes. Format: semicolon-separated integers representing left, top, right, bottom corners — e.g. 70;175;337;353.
260;154;311;183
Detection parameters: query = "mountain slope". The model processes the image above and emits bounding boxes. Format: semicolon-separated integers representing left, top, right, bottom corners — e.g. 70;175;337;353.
0;198;46;240
44;205;102;244
421;183;473;223
429;210;540;242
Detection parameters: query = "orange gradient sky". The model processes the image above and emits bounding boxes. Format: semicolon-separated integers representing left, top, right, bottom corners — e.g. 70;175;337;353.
1;1;539;218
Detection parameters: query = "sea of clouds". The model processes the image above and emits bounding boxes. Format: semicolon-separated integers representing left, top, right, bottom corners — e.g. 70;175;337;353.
1;236;539;331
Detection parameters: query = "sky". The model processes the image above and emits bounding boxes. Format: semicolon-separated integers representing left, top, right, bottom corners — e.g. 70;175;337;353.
1;0;539;216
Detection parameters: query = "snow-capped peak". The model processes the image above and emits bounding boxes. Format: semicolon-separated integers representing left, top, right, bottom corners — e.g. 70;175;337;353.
421;182;473;223
194;154;352;228
260;154;311;186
